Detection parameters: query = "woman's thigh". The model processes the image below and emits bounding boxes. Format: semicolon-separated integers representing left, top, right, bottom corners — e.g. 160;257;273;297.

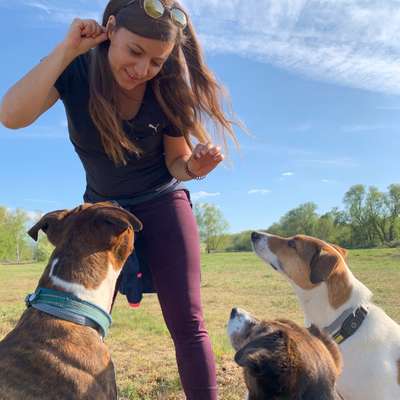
130;191;204;331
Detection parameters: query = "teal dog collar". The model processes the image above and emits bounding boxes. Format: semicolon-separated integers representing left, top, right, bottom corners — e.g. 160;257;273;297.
26;287;112;338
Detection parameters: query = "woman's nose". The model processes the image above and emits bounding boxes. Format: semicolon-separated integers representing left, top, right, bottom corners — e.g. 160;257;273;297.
133;60;149;79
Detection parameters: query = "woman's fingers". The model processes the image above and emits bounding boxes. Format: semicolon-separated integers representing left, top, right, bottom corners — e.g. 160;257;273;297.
63;19;108;57
188;143;224;177
194;143;223;160
81;20;103;38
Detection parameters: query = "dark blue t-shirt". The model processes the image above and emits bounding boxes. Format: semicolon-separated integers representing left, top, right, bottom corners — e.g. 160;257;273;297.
55;51;184;204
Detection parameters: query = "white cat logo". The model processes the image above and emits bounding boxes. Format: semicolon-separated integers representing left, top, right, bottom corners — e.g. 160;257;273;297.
148;123;160;134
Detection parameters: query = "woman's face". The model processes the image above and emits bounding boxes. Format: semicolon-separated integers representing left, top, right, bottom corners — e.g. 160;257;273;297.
107;26;175;92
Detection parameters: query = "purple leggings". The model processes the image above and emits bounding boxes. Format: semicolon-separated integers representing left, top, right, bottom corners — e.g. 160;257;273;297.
126;190;217;400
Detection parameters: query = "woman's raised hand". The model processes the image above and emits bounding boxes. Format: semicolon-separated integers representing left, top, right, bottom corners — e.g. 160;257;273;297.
61;19;108;57
187;143;224;178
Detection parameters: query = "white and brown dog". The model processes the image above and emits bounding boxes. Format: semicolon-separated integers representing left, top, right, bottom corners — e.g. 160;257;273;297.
0;202;142;400
251;231;400;400
228;308;343;400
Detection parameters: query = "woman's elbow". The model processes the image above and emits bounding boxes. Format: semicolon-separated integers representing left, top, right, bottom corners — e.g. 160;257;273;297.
0;105;27;129
0;117;19;130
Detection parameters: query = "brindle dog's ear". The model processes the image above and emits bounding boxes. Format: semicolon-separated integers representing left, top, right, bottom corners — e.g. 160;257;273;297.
98;207;143;234
309;248;338;284
27;209;68;245
124;210;142;233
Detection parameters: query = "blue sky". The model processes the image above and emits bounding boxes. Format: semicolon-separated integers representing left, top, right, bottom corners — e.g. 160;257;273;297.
1;0;400;233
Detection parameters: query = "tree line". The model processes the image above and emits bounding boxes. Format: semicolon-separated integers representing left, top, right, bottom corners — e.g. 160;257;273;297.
0;207;52;263
195;184;400;252
1;183;399;263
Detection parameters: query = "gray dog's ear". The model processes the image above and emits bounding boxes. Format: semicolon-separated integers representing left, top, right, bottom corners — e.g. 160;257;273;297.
27;209;68;245
234;330;288;376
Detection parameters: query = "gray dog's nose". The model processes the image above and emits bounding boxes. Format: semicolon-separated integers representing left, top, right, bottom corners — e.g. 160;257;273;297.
251;231;262;241
230;308;238;320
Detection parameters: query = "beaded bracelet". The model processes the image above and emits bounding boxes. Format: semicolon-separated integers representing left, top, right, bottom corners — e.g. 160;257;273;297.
185;162;206;180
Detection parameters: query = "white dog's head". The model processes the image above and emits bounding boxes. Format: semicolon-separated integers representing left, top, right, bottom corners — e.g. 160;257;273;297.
251;232;349;285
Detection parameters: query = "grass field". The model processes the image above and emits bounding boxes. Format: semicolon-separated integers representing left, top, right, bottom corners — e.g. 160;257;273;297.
0;249;399;399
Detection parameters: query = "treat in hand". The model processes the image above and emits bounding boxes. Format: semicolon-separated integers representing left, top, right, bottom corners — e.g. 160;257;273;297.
187;143;224;178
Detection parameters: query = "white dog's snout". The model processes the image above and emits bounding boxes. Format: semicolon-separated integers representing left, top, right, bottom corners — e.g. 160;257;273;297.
251;232;283;273
251;231;270;252
251;231;269;243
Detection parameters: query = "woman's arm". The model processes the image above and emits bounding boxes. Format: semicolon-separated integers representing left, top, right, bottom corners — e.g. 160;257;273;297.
0;44;71;129
164;135;224;181
0;19;107;129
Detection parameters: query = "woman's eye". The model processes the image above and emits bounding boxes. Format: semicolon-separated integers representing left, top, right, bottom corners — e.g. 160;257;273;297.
151;61;162;68
288;239;296;249
129;48;141;56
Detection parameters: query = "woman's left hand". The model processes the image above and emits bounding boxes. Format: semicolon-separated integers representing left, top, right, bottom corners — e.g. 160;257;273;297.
187;143;224;178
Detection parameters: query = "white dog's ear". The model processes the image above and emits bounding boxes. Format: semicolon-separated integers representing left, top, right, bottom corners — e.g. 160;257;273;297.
309;248;338;284
331;244;348;259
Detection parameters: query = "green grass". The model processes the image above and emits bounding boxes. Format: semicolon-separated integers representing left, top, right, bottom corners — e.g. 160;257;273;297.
0;249;399;399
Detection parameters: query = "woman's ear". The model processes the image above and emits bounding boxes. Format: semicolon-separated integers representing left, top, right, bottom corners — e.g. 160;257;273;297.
106;15;116;40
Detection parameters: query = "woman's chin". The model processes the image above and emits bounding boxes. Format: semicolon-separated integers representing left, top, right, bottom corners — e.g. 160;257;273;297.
117;78;141;92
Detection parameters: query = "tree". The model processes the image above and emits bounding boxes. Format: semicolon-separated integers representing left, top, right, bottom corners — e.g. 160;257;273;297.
34;234;54;262
343;185;373;247
0;208;33;262
385;184;400;242
226;231;253;252
344;184;400;247
9;209;30;263
269;202;319;237
194;203;229;253
365;186;388;243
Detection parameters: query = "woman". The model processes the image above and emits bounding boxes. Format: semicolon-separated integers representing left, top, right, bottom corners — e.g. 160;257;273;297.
0;0;239;398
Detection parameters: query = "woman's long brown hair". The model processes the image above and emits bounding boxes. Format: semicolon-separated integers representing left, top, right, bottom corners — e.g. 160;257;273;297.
89;0;240;165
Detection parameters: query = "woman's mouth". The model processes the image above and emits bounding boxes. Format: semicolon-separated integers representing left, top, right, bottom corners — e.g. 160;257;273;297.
125;68;137;82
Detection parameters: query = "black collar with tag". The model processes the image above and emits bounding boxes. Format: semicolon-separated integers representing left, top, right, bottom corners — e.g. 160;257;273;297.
325;305;369;344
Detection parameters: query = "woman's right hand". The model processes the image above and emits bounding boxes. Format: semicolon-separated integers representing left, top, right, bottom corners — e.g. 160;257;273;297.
61;18;108;57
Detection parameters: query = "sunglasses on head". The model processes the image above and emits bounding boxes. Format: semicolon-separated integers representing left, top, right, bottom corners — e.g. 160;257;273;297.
123;0;188;29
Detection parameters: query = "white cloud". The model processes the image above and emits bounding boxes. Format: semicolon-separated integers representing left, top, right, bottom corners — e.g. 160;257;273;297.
183;0;400;95
26;1;51;14
292;123;312;133
341;124;388;133
281;172;294;176
191;191;221;200
302;157;358;167
23;0;101;23
248;189;271;195
321;179;337;184
376;105;400;111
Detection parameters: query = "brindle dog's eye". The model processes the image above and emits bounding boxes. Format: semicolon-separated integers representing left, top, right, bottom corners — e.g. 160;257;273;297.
288;239;296;249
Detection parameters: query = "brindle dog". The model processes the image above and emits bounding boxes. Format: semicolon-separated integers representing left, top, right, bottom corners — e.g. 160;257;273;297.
0;202;142;400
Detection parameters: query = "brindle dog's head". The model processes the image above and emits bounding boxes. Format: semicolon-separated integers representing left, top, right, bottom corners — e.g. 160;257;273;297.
228;308;342;400
28;202;142;295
